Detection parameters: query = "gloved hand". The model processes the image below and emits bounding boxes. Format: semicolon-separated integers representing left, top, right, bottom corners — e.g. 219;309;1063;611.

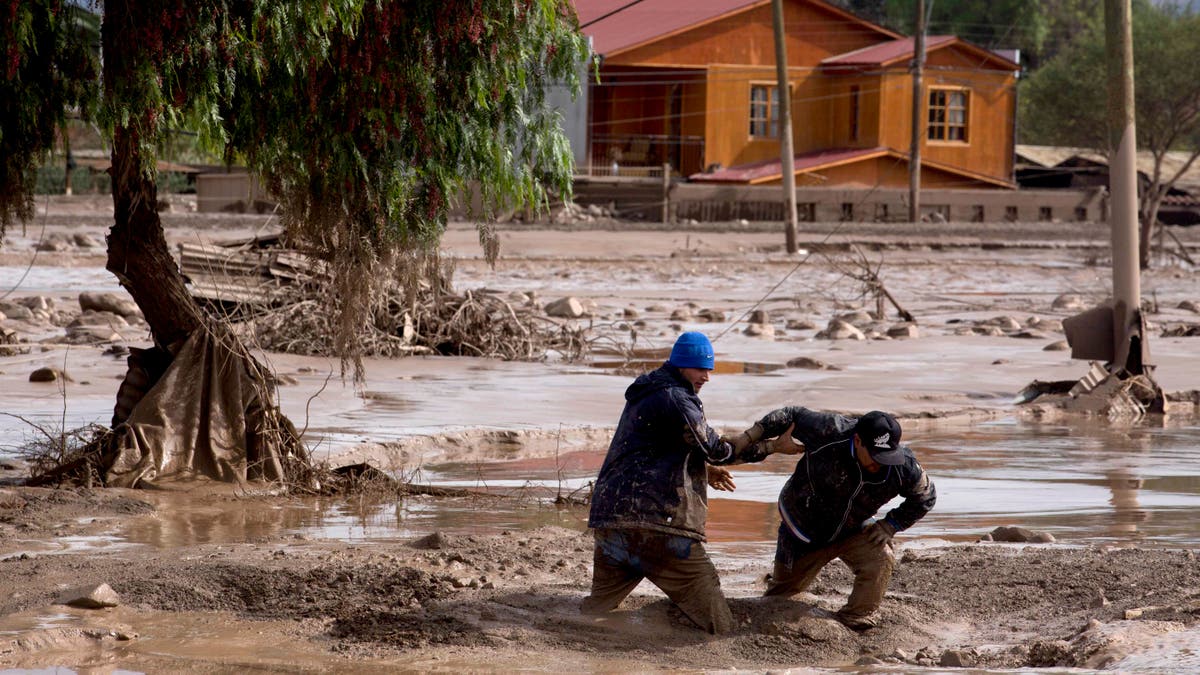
706;465;736;492
770;422;802;455
864;520;896;546
722;423;763;452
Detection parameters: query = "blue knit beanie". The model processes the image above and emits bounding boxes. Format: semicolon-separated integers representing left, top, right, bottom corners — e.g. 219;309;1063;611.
668;331;715;370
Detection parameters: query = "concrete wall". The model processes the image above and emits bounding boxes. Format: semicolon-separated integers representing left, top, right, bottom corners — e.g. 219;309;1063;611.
575;177;1107;223
195;173;271;214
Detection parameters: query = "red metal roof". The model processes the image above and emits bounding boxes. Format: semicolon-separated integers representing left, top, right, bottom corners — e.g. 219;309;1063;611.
821;36;955;67
689;147;887;183
576;0;763;56
575;0;899;58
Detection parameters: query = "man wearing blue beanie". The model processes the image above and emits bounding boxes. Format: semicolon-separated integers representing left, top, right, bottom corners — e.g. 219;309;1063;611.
583;332;798;634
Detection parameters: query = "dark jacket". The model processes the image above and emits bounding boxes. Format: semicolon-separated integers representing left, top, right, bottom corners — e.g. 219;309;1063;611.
753;406;936;550
588;364;770;541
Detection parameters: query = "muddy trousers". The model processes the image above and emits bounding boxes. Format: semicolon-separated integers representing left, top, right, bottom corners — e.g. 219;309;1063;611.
764;525;895;624
581;527;733;634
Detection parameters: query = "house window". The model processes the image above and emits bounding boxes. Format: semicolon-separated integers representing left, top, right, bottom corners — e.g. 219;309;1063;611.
928;88;968;142
750;85;781;137
849;85;860;141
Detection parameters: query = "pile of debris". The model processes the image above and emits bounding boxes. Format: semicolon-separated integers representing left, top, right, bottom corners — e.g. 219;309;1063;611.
178;235;588;361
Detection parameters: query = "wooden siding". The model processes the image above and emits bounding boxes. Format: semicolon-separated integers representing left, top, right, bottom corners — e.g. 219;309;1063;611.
588;0;1017;187
605;1;887;68
877;69;1015;184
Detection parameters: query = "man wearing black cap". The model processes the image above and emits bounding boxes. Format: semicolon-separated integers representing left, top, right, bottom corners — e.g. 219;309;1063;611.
584;332;795;634
726;407;936;630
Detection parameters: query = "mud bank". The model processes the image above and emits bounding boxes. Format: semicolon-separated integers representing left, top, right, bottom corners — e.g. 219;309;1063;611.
1;488;1198;672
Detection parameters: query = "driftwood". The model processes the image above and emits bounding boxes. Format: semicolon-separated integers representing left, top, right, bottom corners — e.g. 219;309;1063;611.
179;237;589;362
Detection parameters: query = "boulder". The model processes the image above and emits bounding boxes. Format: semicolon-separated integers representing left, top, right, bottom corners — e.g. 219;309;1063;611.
817;319;865;340
670;307;693;321
73;232;103;248
1051;293;1086;311
743;323;775;339
786;356;840;371
984;315;1022;331
411;532;449;550
78;292;141;319
30;367;71;383
58;583;120;609
988;526;1055;543
696;308;725;322
544;297;585;319
622;306;639;319
886;323;919;339
35;234;72;252
939;649;977;668
0;303;34;321
1043;340;1070;351
747;309;769;325
1179;300;1200;314
836;310;875;326
785;318;816;331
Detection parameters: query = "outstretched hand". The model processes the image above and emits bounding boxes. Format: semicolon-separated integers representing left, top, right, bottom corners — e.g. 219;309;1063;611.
707;465;736;491
771;422;802;455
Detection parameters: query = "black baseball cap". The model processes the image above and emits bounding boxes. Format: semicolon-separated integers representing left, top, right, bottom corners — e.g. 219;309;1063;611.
855;411;905;465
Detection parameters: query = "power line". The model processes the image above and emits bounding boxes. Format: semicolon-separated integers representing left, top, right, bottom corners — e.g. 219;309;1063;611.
580;0;652;29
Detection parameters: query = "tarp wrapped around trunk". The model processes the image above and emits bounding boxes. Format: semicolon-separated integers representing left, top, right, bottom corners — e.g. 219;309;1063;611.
104;326;295;488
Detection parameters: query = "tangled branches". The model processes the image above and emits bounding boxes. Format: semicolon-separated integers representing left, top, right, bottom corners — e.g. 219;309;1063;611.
231;253;588;364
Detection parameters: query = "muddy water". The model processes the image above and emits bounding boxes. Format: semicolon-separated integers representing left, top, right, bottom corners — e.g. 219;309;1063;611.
425;418;1200;549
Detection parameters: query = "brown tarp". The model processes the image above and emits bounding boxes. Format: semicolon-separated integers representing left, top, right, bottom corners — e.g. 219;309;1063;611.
104;327;290;488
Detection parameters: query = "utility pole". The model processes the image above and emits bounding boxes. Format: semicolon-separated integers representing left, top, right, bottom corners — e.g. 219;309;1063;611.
771;0;799;253
1104;0;1145;374
908;0;925;223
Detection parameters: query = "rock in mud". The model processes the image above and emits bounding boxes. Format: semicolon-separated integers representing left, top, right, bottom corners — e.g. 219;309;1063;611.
987;526;1055;543
785;318;816;330
78;292;141;319
816;319;865;340
939;648;977;667
622;306;639;319
0;303;34;321
29;367;71;383
411;532;449;550
786;356;839;370
670;307;692;321
544;297;586;319
1052;294;1086;311
887;323;919;339
696;308;724;322
836;310;874;326
983;315;1022;331
743;323;775;339
1179;300;1200;314
73;233;103;248
1043;340;1069;351
748;309;769;324
59;583;120;609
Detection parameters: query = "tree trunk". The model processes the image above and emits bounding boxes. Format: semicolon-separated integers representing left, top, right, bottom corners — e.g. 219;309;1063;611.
105;127;202;350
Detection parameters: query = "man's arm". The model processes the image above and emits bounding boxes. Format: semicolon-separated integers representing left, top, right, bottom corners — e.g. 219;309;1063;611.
727;406;849;453
673;391;775;465
883;459;937;531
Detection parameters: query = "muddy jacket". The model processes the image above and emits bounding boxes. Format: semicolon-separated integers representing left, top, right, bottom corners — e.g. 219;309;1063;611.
588;364;770;541
753;406;936;550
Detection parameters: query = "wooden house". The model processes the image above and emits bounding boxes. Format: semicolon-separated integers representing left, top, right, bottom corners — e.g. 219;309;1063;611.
575;0;1020;189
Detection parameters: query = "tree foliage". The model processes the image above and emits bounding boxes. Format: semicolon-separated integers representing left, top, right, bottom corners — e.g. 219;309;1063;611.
835;0;1106;69
3;0;587;370
0;0;98;229
1021;1;1200;265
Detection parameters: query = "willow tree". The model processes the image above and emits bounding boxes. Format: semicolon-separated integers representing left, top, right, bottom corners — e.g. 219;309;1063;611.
3;1;585;480
5;1;584;358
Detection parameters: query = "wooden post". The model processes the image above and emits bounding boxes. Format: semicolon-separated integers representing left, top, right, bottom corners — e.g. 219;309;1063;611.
771;0;799;253
661;163;671;224
1104;0;1146;374
908;0;925;223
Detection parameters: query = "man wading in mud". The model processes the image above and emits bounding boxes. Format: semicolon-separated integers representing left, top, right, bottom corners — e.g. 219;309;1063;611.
583;332;796;633
727;409;935;630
